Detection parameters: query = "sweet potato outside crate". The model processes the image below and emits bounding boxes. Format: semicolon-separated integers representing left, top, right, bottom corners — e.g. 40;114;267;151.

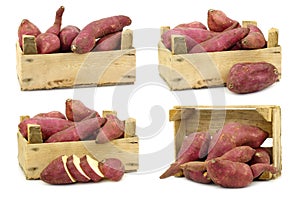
169;105;282;180
17;111;139;180
16;29;136;91
158;21;282;90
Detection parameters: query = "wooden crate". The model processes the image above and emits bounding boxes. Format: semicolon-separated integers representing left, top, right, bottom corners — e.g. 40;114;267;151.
158;22;282;90
17;111;139;180
169;105;281;180
16;29;136;91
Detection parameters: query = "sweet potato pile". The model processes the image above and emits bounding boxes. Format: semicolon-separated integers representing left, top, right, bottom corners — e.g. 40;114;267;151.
18;6;131;54
160;122;279;188
40;155;125;184
18;99;125;143
162;9;267;54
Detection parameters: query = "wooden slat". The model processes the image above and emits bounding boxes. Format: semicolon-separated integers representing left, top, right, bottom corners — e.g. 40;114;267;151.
242;20;257;27
171;35;187;55
272;106;282;178
124;118;136;138
174;120;186;156
22;35;37;55
160;26;170;36
268;28;279;48
27;124;43;144
121;29;133;50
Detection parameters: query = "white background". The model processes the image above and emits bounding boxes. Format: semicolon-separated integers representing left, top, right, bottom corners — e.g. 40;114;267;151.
1;0;299;198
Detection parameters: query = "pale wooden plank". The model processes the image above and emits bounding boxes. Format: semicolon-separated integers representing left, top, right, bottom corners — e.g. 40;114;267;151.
27;124;43;144
121;29;133;50
268;28;279;48
102;110;117;117
160;26;170;36
242;20;257;27
171;35;187;55
272;106;282;178
124;118;136;138
174;120;186;156
22;35;37;55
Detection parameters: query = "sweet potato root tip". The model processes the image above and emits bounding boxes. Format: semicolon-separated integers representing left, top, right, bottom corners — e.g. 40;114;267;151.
46;6;65;35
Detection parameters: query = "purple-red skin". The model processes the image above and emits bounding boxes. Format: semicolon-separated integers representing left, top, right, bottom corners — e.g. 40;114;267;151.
99;158;125;181
249;147;271;165
18;117;73;140
207;159;253;188
46;6;65;35
189;27;249;53
241;24;266;49
33;111;66;120
227;62;279;94
66;155;90;183
159;132;211;179
79;155;103;182
207;9;240;32
45;117;106;143
65;99;100;122
174;21;207;30
18;19;41;49
95;115;125;144
59;25;80;52
36;32;60;54
218;146;256;163
180;161;211;184
71;15;132;54
93;31;122;51
161;28;219;51
207;122;268;160
251;163;278;179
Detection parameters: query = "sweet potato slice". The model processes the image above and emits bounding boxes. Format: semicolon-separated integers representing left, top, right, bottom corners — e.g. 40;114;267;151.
80;155;104;182
40;155;76;185
99;158;125;181
66;155;90;183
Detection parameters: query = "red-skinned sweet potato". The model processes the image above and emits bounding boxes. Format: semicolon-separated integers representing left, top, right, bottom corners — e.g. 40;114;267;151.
98;158;125;181
207;9;240;32
241;25;266;49
33;111;66;120
189;27;249;53
18;117;73;140
207;159;253;188
159;132;211;179
45;117;106;143
65;99;100;122
46;6;65;35
207;122;268;160
174;21;207;30
71;15;131;54
40;155;76;185
227;62;279;94
36;32;60;54
249;148;271;165
59;25;80;52
161;28;218;51
93;31;122;51
18;19;41;49
218;146;256;163
180;161;211;184
251;163;278;179
80;155;104;182
66;155;90;183
95;115;125;144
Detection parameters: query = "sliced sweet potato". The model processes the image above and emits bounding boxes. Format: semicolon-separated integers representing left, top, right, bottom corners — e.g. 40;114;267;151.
98;158;125;181
66;155;90;183
80;155;104;182
40;155;76;185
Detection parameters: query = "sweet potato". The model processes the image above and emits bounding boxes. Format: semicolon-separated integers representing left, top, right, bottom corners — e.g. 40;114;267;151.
161;28;218;51
33;111;66;119
180;161;211;184
174;21;207;30
40;155;76;185
207;122;268;160
36;32;60;54
98;158;125;181
207;159;253;188
159;132;211;179
71;15;132;54
227;62;279;94
18;117;73;140
207;9;240;32
95;114;125;144
251;163;278;179
80;155;104;182
241;25;266;49
65;99;100;122
93;31;122;51
59;25;80;52
189;27;249;53
45;117;106;143
66;155;90;183
18;19;41;49
218;146;256;163
46;6;65;35
249;148;271;165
